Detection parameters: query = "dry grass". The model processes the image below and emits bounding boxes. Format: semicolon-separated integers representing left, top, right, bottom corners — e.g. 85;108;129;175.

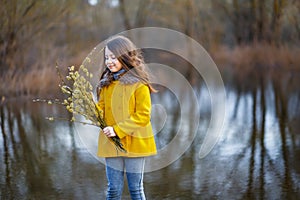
213;43;300;71
211;44;300;87
1;67;60;98
1;44;299;98
0;43;90;98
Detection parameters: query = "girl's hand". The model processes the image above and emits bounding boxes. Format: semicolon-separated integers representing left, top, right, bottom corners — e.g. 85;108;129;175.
103;126;117;137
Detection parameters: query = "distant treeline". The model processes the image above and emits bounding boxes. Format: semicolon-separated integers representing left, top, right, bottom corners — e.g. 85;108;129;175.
0;0;299;96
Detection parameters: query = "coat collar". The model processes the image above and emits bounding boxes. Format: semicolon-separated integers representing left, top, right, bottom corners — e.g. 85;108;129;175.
99;71;140;89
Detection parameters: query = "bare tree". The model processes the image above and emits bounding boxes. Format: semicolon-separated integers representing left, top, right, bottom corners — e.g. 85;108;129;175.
118;0;152;29
271;0;287;44
0;0;69;74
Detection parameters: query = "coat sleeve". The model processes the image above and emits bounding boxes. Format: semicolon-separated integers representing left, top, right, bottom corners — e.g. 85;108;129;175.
113;84;151;139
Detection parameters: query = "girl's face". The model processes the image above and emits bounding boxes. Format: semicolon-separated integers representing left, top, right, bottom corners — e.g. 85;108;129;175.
105;47;122;72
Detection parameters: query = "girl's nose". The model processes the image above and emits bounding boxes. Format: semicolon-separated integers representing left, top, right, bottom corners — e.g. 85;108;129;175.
106;58;113;64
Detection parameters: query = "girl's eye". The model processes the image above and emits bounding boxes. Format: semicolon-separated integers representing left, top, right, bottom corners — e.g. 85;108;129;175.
105;56;116;60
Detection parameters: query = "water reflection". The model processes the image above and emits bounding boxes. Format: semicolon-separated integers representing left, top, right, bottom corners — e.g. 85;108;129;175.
215;68;300;200
1;69;300;199
0;100;107;199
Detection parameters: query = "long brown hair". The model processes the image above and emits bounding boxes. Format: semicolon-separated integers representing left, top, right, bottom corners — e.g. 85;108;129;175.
99;35;157;93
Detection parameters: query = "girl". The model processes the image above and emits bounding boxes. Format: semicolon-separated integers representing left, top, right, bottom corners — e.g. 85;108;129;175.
97;35;157;200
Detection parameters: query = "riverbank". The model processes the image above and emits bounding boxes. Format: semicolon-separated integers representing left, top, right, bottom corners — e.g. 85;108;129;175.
213;43;300;71
1;44;299;98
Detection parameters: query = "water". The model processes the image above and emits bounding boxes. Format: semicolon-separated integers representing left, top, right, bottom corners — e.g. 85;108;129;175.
1;70;300;199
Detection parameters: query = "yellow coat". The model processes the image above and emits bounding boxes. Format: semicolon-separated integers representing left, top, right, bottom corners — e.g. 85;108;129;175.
97;77;157;157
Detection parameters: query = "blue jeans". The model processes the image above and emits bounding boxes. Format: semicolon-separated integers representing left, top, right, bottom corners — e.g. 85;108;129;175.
105;157;146;200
